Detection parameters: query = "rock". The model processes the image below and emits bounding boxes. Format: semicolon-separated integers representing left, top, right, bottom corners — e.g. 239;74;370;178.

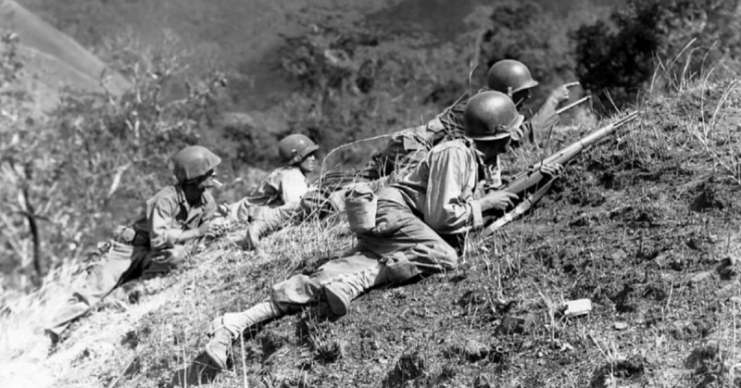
614;322;629;331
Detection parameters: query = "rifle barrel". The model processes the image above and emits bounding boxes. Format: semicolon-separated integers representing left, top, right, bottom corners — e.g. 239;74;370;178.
556;96;591;115
504;111;638;195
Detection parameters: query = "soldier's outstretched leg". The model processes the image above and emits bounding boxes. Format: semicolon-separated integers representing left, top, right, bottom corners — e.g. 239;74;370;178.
322;188;459;316
46;242;135;341
205;301;284;369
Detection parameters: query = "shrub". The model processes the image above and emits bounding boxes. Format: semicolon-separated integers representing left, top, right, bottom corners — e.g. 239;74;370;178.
572;0;741;112
0;34;229;290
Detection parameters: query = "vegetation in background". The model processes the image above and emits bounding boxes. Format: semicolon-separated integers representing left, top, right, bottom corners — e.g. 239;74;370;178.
473;1;577;109
572;0;741;112
3;0;741;293
273;8;467;167
0;34;229;290
2;1;741;388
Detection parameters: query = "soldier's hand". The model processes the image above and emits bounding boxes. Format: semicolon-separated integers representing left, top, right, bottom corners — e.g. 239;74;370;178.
549;86;570;105
540;163;564;178
207;220;231;238
479;191;519;212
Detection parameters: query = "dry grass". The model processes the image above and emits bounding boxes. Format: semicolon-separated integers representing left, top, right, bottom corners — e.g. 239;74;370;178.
3;60;741;388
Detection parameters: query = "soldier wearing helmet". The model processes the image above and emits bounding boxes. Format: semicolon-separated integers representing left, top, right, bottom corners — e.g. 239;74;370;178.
46;145;226;343
225;134;319;250
201;92;562;371
485;59;572;143
359;59;572;185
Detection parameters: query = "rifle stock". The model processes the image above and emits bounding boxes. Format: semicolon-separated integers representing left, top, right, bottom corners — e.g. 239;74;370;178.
480;111;638;233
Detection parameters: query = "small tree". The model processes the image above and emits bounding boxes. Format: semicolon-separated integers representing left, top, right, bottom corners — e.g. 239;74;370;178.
0;33;228;291
572;0;741;112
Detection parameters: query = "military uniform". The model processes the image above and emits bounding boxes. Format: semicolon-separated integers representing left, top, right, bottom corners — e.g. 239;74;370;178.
365;89;554;184
367;59;565;182
227;166;309;230
47;185;216;337
208;139;487;354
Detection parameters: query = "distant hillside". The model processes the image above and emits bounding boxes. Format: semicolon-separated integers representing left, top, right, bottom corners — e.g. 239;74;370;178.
16;0;624;110
0;0;129;113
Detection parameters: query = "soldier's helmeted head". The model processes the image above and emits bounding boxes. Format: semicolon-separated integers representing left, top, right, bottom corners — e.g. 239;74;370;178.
278;134;319;173
172;145;222;194
464;91;523;164
486;59;539;107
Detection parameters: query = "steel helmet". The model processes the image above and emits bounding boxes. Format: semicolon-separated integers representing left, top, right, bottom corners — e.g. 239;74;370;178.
172;145;222;184
278;134;319;165
486;59;539;96
464;91;524;141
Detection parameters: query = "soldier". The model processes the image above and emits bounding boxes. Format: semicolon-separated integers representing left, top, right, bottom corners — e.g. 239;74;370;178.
225;134;319;250
366;59;571;182
203;91;563;370
46;145;226;342
479;59;573;144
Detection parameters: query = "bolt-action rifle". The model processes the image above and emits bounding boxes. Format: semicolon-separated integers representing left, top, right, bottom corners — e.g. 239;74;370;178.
478;110;639;237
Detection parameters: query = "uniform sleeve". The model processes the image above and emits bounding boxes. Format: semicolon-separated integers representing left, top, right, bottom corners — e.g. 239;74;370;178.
279;170;309;207
147;195;181;250
423;147;483;234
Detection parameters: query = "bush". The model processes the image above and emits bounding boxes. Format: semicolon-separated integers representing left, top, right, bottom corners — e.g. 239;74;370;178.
469;1;578;110
572;0;741;112
0;34;229;290
274;8;466;168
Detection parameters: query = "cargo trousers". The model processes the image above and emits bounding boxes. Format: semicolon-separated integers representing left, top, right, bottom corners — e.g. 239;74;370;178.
247;187;459;318
47;235;186;337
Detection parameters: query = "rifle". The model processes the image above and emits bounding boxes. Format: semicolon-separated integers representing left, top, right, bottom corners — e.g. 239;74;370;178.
478;110;639;237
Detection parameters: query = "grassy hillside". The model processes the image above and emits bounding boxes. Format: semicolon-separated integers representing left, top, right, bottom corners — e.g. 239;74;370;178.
1;63;740;387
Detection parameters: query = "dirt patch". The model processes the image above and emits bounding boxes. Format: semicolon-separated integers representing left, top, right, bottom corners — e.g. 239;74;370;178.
590;356;648;388
382;346;428;388
690;182;730;212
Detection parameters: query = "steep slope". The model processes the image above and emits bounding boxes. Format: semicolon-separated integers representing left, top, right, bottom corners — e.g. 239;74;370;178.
2;73;741;388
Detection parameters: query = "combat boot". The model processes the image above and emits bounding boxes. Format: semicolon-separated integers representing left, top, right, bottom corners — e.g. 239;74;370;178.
204;301;283;369
244;220;267;251
204;327;233;370
323;265;380;316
